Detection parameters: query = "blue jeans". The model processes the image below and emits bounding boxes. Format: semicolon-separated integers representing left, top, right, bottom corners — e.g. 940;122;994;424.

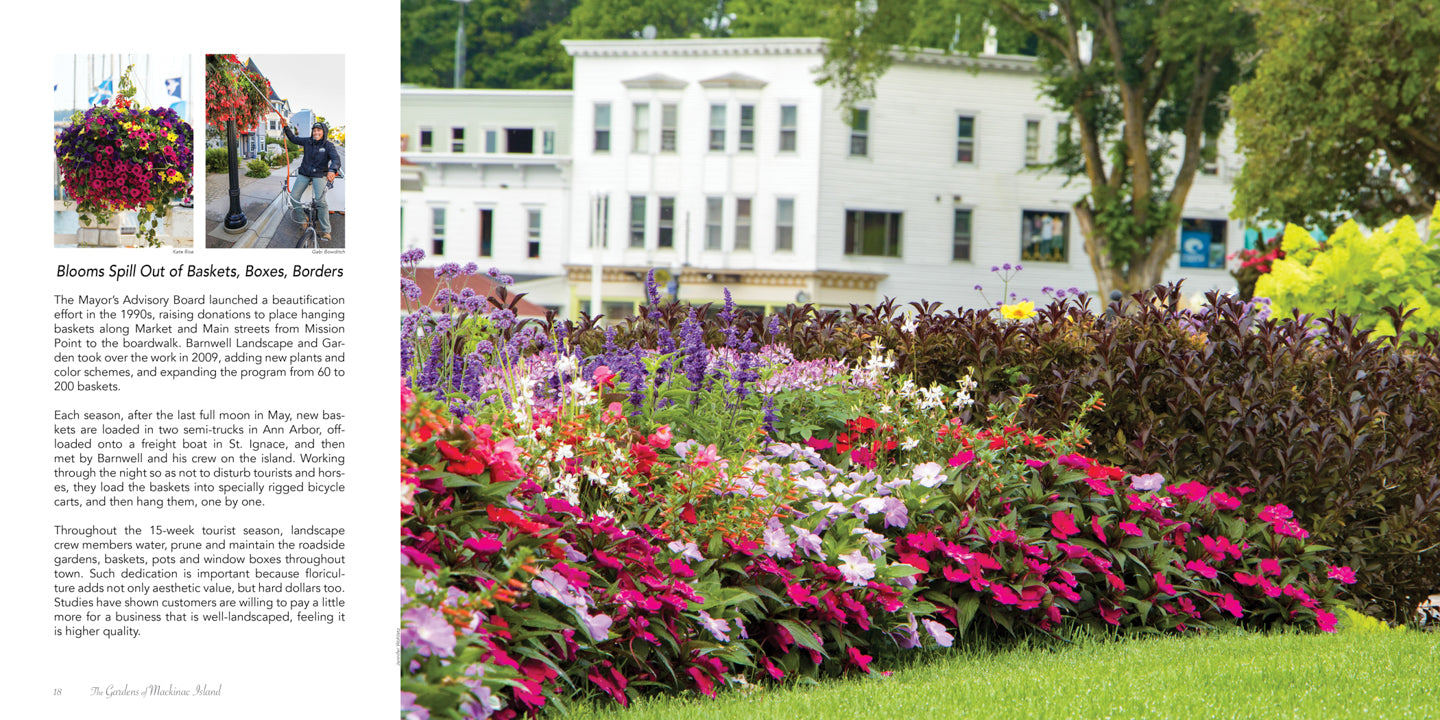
290;175;330;233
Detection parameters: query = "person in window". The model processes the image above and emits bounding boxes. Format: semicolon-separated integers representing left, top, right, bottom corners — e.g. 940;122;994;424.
280;117;342;240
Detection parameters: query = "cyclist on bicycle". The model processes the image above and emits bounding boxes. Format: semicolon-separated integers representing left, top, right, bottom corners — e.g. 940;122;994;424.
280;117;342;241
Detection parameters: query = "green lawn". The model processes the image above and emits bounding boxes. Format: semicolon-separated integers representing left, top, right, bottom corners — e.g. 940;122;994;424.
568;630;1439;720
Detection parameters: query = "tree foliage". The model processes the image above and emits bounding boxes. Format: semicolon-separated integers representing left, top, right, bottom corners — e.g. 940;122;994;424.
814;0;1254;297
1231;0;1440;231
400;0;577;89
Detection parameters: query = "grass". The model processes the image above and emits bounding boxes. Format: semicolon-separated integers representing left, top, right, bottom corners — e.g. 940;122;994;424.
565;629;1440;720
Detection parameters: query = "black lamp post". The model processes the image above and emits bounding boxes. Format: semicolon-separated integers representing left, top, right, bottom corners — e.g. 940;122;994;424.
223;118;247;230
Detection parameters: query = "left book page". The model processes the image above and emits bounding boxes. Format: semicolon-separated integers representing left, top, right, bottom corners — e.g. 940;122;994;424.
6;2;398;717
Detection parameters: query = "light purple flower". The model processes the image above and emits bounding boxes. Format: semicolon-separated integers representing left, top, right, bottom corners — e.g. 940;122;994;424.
852;527;888;559
698;610;731;642
401;691;431;720
762;519;794;560
579;610;613;641
1131;472;1165;491
668;540;705;563
894;613;921;649
881;497;910;529
794;526;824;557
913;462;946;488
922;618;954;647
838;550;877;586
401;606;456;658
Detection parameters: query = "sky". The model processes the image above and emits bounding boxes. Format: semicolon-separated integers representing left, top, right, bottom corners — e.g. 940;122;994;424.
244;54;347;128
53;54;192;121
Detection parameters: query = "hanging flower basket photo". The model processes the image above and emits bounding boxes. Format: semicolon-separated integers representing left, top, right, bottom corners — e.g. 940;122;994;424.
205;54;273;131
54;65;194;248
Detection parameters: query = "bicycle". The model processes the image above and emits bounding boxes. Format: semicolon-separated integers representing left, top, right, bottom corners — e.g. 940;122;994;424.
285;171;342;249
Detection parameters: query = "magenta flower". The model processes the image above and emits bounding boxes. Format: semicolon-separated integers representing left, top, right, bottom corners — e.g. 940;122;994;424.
949;450;976;467
1316;608;1338;632
1186;559;1219;579
1050;511;1080;540
1259;557;1283;577
991;585;1020;605
1258;504;1294;523
1272;519;1310;539
847;647;874;673
1025;459;1048;469
1118;521;1143;537
1213;592;1244;618
1090;515;1109;545
1168;481;1211;503
1326;565;1357;584
1057;453;1090;470
1209;491;1241;511
1154;572;1176;595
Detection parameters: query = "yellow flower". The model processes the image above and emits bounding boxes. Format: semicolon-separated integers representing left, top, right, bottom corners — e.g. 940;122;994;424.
166;131;177;142
1000;302;1037;320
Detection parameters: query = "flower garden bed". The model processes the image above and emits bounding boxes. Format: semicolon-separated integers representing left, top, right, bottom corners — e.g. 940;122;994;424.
399;257;1387;720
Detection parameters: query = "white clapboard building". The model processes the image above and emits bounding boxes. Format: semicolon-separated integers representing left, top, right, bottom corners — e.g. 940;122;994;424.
401;38;1242;318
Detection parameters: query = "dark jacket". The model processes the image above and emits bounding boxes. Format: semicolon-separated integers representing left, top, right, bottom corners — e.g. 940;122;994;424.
283;123;341;178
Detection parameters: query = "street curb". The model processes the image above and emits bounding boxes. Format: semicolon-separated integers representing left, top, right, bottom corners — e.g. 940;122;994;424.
230;192;288;249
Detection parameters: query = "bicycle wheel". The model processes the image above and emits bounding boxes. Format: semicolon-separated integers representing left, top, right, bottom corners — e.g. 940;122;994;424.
296;227;317;249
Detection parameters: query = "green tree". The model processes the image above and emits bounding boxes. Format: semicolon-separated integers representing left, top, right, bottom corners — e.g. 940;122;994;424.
401;0;577;89
1231;0;1440;231
815;1;1254;297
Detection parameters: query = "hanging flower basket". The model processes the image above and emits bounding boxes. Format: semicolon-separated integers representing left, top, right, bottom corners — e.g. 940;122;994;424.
54;65;193;248
205;54;273;131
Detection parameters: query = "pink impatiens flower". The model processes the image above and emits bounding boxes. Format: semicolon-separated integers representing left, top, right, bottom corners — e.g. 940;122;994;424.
1258;504;1293;523
1168;481;1211;503
1259;557;1283;577
1118;521;1143;537
1186;559;1219;579
1326;565;1357;585
1050;511;1080;540
1316;608;1338;632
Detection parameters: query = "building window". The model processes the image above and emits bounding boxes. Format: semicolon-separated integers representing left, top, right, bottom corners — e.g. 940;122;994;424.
709;104;726;152
451;127;464;153
629;195;646;248
1020;210;1069;262
739;105;755;152
633;103;649;153
1180;218;1227;268
775;198;794;251
420;128;433;153
542;130;555;155
706;197;723;250
956;116;975;163
779;105;797;152
527;209;542;259
953;209;973;261
1024;120;1041;166
478;208;494;257
485;129;498;153
661;104;678;152
850;109;869;157
735;198;752;251
658;197;675;248
1201;135;1219;175
430;207;445;255
844;210;901;257
594;103;611;152
505;128;534;154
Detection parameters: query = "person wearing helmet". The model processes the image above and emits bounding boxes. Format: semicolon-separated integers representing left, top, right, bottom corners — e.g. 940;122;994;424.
281;117;342;240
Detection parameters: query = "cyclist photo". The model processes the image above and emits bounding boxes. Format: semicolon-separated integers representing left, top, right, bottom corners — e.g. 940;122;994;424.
282;116;342;241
